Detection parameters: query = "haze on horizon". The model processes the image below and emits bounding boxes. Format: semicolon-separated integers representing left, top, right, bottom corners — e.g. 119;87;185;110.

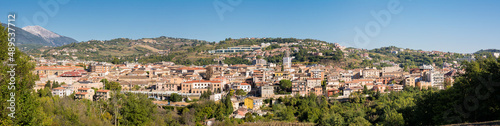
1;0;500;53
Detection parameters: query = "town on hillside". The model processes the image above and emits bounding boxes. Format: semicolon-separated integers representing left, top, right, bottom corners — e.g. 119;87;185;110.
31;41;487;120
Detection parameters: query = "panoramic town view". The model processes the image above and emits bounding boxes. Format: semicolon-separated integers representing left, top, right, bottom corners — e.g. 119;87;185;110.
1;0;500;126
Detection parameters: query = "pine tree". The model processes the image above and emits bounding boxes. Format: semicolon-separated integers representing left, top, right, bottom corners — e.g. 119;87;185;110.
223;95;233;116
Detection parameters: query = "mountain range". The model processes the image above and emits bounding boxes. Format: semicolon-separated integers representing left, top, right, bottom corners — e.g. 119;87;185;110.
1;23;78;49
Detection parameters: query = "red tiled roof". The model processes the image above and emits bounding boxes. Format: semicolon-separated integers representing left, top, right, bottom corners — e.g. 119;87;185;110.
61;71;82;77
97;90;110;92
75;92;88;95
35;66;83;71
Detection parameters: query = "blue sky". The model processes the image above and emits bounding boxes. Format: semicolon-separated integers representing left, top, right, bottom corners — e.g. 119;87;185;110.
1;0;500;53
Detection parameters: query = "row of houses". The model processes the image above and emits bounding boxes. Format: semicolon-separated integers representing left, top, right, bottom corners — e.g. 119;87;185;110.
52;86;111;101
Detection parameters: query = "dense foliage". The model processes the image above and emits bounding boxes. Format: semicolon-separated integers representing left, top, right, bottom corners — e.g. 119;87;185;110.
0;24;40;125
409;56;500;125
223;57;252;65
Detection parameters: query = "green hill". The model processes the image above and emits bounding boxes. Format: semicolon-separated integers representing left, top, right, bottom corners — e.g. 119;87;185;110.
28;37;326;65
475;49;500;54
28;36;472;70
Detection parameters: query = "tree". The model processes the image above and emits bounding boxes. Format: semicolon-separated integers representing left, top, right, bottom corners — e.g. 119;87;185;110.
69;92;75;100
282;107;295;122
273;104;295;122
244;113;254;122
133;85;141;90
111;57;120;64
235;89;247;96
332;50;344;61
52;81;61;89
120;93;156;125
205;66;213;79
228;89;235;97
380;109;405;126
318;111;344;126
169;93;183;102
256;55;263;59
409;56;500;125
214;105;225;121
363;85;368;94
45;81;51;89
279;79;292;92
321;80;327;89
223;95;233;116
37;88;52;97
100;79;109;88
223;57;251;65
0;24;40;125
106;81;122;91
200;90;212;100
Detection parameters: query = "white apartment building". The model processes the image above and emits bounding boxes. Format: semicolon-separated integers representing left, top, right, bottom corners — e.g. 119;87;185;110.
52;87;72;97
232;83;252;92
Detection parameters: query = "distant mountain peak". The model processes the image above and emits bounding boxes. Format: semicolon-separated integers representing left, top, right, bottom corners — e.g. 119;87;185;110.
19;25;77;47
22;25;61;40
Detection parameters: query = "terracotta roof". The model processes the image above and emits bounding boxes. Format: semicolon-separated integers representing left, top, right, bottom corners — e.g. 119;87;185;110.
61;71;82;77
75;92;88;95
35;66;83;71
240;83;250;86
97;90;110;92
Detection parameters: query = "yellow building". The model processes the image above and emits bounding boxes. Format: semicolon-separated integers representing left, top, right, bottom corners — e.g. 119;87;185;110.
404;77;416;87
244;97;264;110
274;72;284;77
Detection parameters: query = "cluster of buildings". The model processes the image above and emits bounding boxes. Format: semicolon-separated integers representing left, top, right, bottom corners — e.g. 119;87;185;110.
32;42;465;118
